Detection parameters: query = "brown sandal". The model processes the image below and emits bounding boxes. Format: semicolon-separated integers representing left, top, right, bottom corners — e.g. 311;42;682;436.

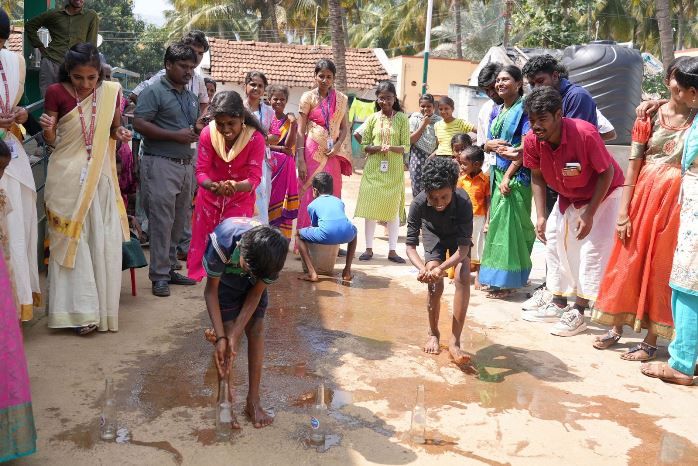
641;362;694;386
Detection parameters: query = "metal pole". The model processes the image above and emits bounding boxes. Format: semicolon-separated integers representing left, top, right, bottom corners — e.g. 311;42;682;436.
313;5;319;45
421;0;434;95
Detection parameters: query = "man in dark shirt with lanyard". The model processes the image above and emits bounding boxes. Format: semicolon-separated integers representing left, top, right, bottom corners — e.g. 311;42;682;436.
134;43;205;297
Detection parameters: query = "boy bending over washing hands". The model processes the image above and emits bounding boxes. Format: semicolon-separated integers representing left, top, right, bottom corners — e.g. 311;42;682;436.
406;157;474;365
203;218;288;428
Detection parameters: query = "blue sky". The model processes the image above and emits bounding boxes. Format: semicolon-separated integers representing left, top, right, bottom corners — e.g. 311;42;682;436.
132;0;170;26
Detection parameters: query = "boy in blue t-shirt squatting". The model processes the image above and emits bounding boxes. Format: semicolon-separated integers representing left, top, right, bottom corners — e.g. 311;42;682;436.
202;218;288;429
297;172;358;282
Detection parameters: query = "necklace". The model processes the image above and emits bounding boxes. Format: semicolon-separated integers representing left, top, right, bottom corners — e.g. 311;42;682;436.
662;105;696;129
74;86;98;161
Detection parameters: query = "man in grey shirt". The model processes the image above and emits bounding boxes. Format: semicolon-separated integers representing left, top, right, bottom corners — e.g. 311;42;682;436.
130;30;209;115
134;43;204;297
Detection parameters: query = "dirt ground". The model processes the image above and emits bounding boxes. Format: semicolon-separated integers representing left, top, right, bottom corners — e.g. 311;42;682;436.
10;172;698;466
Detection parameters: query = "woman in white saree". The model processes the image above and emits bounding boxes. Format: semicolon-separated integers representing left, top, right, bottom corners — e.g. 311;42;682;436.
39;43;131;334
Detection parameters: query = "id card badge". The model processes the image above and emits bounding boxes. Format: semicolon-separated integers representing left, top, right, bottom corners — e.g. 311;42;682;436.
380;160;389;173
6;139;18;159
326;139;334;151
79;166;88;186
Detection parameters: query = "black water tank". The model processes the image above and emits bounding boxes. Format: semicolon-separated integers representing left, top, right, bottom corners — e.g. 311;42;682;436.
561;41;643;145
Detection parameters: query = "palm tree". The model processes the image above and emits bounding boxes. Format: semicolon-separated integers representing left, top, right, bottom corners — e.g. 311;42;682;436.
432;0;503;60
453;0;463;59
165;0;283;42
2;0;23;21
654;0;674;68
328;0;348;91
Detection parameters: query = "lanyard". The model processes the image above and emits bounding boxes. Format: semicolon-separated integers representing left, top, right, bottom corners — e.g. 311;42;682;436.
379;111;394;146
173;89;194;128
319;90;333;131
0;61;10;115
74;87;98;161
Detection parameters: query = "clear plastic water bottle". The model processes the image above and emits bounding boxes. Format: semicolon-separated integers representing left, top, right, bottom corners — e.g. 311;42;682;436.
410;384;426;444
216;379;233;441
100;378;117;441
309;383;327;446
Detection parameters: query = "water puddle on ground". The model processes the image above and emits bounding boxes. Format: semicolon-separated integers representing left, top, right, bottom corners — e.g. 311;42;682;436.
50;272;698;463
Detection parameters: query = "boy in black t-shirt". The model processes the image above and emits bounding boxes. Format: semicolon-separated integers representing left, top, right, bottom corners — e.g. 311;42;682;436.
203;218;288;429
405;157;474;366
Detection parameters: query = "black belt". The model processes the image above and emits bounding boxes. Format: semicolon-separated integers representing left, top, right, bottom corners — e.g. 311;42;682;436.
145;153;192;165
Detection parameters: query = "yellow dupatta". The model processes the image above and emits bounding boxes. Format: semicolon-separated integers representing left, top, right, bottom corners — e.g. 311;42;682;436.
45;81;128;269
208;120;256;162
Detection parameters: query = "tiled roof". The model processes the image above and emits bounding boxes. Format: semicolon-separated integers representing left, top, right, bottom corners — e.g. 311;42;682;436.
208;39;390;90
8;26;23;53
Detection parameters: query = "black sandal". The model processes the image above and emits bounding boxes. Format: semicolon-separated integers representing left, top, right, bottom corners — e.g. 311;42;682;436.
358;251;373;261
593;329;621;350
74;324;98;336
620;342;657;361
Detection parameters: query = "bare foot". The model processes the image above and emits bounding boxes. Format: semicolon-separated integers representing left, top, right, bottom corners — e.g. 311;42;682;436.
298;272;318;282
449;345;471;365
423;335;440;355
341;267;353;282
245;401;274;428
474;276;482;290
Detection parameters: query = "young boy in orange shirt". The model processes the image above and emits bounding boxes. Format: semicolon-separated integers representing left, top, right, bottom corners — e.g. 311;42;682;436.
456;146;490;289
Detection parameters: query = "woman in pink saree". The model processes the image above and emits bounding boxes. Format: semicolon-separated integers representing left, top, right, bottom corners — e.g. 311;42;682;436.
0;170;36;461
187;91;266;281
296;59;351;232
268;84;299;239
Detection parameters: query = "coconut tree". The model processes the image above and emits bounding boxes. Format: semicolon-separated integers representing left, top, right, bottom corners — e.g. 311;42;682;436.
328;0;348;91
165;0;283;42
654;0;674;68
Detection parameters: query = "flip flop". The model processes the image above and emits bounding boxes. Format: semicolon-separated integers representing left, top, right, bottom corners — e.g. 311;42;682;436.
486;289;512;299
641;362;694;386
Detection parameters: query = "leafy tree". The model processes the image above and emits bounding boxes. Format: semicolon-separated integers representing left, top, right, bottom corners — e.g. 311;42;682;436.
89;0;165;77
512;1;588;48
2;0;23;23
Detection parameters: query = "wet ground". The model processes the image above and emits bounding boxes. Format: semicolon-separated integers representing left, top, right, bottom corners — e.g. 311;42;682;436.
13;173;698;465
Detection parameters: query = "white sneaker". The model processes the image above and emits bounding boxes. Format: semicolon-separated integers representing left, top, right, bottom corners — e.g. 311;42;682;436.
550;309;587;337
521;288;553;312
522;303;567;322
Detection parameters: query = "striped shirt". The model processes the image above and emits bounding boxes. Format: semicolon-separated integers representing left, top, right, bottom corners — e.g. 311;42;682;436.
434;118;476;156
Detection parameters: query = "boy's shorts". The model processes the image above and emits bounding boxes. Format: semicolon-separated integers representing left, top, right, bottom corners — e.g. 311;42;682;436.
423;232;470;263
299;221;357;245
219;274;268;322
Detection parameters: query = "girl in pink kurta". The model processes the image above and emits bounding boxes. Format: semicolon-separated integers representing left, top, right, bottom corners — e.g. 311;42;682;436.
187;91;266;281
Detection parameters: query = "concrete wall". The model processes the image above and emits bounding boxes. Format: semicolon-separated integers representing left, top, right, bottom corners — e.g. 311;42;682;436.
390;56;479;114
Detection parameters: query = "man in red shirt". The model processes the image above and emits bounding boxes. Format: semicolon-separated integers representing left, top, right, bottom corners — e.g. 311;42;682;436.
522;86;624;337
